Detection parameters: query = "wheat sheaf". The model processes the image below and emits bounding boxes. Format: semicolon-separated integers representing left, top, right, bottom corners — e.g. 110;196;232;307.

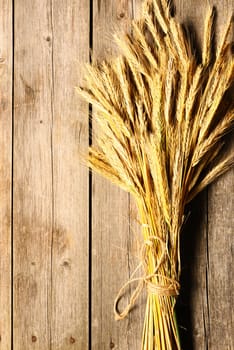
78;0;234;349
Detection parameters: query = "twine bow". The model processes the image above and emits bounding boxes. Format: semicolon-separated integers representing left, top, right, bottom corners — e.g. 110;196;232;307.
114;235;180;320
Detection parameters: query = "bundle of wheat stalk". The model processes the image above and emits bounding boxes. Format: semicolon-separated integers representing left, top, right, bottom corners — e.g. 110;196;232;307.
78;0;234;349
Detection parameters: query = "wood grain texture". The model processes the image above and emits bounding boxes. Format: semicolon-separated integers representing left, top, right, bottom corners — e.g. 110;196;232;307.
13;1;90;349
207;171;233;350
92;1;138;349
205;6;233;349
127;3;147;350
13;0;53;348
50;1;89;349
0;1;12;349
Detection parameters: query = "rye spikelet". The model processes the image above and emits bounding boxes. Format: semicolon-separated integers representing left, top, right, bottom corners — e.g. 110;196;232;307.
78;1;234;349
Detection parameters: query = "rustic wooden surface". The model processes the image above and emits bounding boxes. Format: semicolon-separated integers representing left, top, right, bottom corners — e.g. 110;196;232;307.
50;2;89;349
0;1;12;350
13;0;89;349
0;0;233;349
14;1;53;349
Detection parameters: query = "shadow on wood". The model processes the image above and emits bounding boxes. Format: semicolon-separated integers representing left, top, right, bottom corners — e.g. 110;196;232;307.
176;192;208;350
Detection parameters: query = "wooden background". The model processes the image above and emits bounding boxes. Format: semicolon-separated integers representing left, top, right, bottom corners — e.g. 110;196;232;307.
0;0;233;349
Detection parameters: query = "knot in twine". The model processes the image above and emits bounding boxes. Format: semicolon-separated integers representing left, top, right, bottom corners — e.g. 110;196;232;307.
114;235;180;320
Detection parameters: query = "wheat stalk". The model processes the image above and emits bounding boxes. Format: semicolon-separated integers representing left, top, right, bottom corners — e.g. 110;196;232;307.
78;1;234;349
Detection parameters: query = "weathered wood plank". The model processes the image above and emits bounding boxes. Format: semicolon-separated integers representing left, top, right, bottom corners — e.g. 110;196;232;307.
0;1;12;349
13;1;53;349
173;2;211;348
50;1;90;349
207;169;233;350
92;1;137;349
127;3;148;350
205;6;233;349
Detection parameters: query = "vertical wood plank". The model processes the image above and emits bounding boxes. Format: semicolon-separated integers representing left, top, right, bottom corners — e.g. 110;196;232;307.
205;5;233;348
0;1;12;349
51;1;89;349
207;169;233;350
174;2;210;348
13;1;53;349
205;6;233;348
92;1;136;349
127;3;147;350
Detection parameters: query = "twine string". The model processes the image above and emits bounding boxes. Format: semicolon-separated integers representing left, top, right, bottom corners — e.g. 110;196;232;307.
114;235;180;321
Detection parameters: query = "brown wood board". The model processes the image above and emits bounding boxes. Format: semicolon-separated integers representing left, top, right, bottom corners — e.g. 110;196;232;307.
0;1;12;349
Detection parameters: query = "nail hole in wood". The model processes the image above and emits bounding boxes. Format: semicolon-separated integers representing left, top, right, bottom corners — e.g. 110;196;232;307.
70;336;76;344
62;259;71;269
118;12;125;19
32;335;37;342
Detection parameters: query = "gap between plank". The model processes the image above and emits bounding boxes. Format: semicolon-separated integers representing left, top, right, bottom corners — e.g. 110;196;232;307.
49;0;55;349
11;1;15;349
89;1;93;349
